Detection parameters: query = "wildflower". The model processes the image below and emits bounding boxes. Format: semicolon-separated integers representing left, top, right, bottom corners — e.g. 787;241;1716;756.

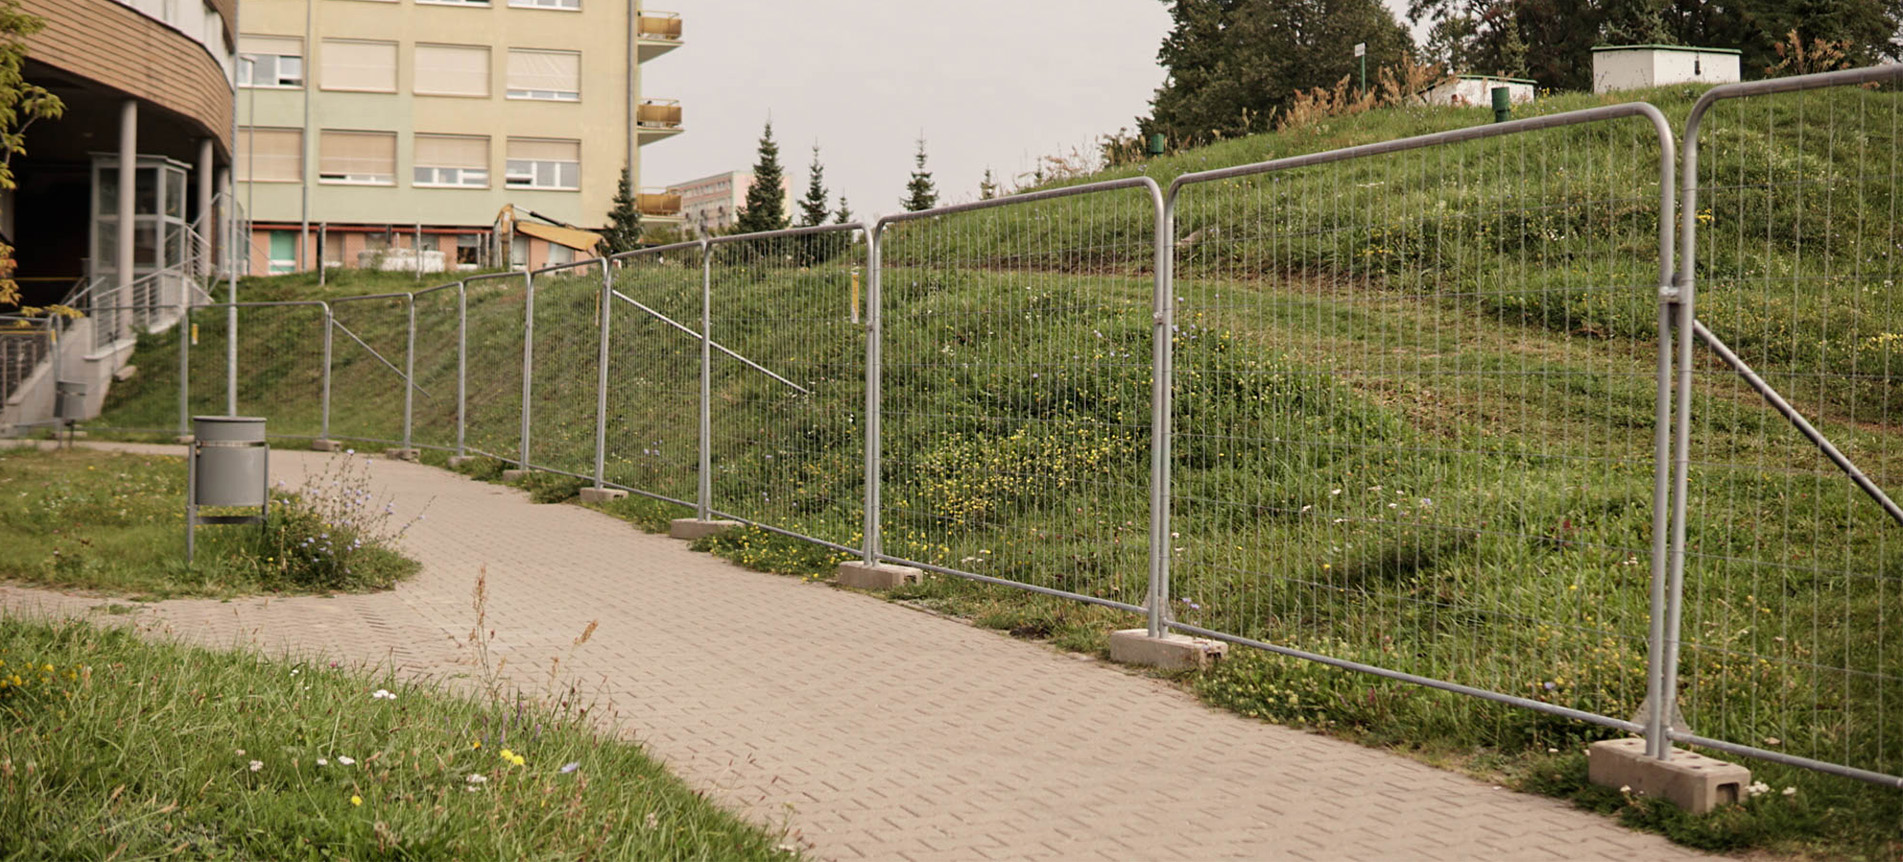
1782;787;1797;797
371;689;396;700
317;758;329;766
466;773;488;784
249;760;263;772
350;795;362;806
644;811;660;830
235;749;246;756
1619;785;1632;794
559;761;580;774
337;756;356;766
1746;780;1770;798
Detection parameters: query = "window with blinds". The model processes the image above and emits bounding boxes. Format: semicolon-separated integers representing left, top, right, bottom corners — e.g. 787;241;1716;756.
414;134;489;188
318;130;397;185
321;39;397;92
414;44;489;97
238;35;303;88
237;127;302;183
505;138;579;190
510;0;579;8
505;49;580;101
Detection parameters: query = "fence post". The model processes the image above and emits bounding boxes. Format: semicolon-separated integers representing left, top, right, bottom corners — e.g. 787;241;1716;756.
1148;187;1175;639
402;294;416;454
225;299;237;415
177;279;191;437
862;226;883;564
593;257;613;489
456;280;467;458
519;270;535;469
320;302;333;443
697;241;713;521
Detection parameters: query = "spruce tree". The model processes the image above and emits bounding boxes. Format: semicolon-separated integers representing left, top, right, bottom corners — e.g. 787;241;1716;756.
602;166;643;254
833;195;853;225
735;120;789;234
901;137;938;212
797;144;830;228
979;168;1000;201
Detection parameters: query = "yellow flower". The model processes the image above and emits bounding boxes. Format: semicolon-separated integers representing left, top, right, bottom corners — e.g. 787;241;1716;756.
350;795;362;806
471;740;481;749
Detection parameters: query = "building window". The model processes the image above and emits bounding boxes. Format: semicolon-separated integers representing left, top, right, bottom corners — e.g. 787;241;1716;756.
414;44;490;97
414;134;489;188
506;49;579;101
237;127;303;183
505;138;579;190
546;243;575;265
419;0;488;5
321;39;397;93
318;130;397;185
509;0;579;9
456;234;481;266
238;35;304;88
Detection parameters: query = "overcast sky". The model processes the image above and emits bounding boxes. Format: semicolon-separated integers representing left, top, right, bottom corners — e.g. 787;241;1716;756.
641;1;1423;220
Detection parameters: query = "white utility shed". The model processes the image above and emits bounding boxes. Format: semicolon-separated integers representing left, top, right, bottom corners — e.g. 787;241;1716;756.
1423;75;1538;106
1591;45;1741;92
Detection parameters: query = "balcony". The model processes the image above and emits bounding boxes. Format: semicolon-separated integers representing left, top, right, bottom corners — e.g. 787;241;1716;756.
637;99;684;142
637;189;683;220
637;10;682;62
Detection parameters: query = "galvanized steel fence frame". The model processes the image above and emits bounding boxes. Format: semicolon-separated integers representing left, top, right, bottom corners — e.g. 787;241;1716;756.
162;70;1903;790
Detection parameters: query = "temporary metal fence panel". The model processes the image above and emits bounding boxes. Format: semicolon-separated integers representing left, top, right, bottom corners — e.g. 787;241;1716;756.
1;316;54;416
169;301;331;438
1165;105;1677;738
602;243;706;508
1674;66;1903;786
410;282;463;452
705;226;867;551
525;260;605;478
460;272;528;465
326;293;413;446
873;180;1164;611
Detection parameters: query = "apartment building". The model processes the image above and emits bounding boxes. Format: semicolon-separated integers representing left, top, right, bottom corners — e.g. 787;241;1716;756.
15;0;238;305
667;170;792;238
235;0;683;274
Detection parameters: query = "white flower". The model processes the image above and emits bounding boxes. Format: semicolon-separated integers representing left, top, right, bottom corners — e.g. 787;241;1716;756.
1782;787;1797;797
316;758;329;766
644;811;660;830
466;773;487;784
248;760;263;772
371;689;396;700
337;756;356;766
235;749;246;756
1619;785;1632;794
1746;780;1770;798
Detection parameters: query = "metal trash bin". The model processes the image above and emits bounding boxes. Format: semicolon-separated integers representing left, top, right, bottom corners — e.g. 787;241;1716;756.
186;416;269;561
53;380;87;422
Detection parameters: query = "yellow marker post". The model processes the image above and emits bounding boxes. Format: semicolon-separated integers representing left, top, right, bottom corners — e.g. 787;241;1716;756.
850;267;861;324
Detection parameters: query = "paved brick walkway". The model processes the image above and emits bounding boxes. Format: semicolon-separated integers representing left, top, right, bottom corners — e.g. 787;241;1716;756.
1;443;1714;861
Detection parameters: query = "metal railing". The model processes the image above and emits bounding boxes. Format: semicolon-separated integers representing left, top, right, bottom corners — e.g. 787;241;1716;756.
131;67;1903;791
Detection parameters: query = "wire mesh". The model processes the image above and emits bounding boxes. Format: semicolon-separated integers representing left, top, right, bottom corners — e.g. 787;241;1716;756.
526;261;604;477
1678;74;1903;781
1168;110;1673;734
877;185;1158;608
603;245;704;506
326;294;412;445
410;283;462;451
461;273;528;464
706;228;866;548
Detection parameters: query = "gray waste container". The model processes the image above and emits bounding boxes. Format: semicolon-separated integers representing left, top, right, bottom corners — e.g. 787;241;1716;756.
192;416;267;507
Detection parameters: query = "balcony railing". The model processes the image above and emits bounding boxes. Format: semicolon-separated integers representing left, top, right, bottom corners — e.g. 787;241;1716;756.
638;10;682;40
637;190;682;217
637;99;682;129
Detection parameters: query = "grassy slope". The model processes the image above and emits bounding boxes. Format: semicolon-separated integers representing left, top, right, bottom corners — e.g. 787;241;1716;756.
93;84;1903;856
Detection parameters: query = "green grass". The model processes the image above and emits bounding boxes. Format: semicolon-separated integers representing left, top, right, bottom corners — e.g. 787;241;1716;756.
0;447;418;598
89;82;1903;856
0;616;799;860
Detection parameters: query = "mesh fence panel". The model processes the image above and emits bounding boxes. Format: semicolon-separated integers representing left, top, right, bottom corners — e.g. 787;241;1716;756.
410;284;463;452
1680;77;1903;778
604;246;704;506
326;294;412;445
1169;112;1671;730
878;186;1157;607
707;229;866;547
461;273;528;463
526;263;603;477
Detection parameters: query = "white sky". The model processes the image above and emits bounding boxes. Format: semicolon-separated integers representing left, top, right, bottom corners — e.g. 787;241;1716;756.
641;1;1423;220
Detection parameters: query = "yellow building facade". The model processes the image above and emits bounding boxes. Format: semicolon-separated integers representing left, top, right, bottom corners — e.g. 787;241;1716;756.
235;0;682;273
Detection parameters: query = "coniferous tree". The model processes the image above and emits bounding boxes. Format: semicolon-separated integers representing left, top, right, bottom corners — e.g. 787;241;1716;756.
735;120;789;234
901;137;938;212
798;144;831;228
601;166;643;254
979;168;1000;201
833;195;853;225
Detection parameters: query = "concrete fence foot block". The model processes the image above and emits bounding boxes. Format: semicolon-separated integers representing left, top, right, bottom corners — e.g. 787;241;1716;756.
836;561;923;590
446;456;476;469
500;469;531;483
175;435;195;444
1108;629;1227;671
384;448;420;462
669;518;739;540
311;439;341;452
1588;738;1750;814
579;487;627;504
